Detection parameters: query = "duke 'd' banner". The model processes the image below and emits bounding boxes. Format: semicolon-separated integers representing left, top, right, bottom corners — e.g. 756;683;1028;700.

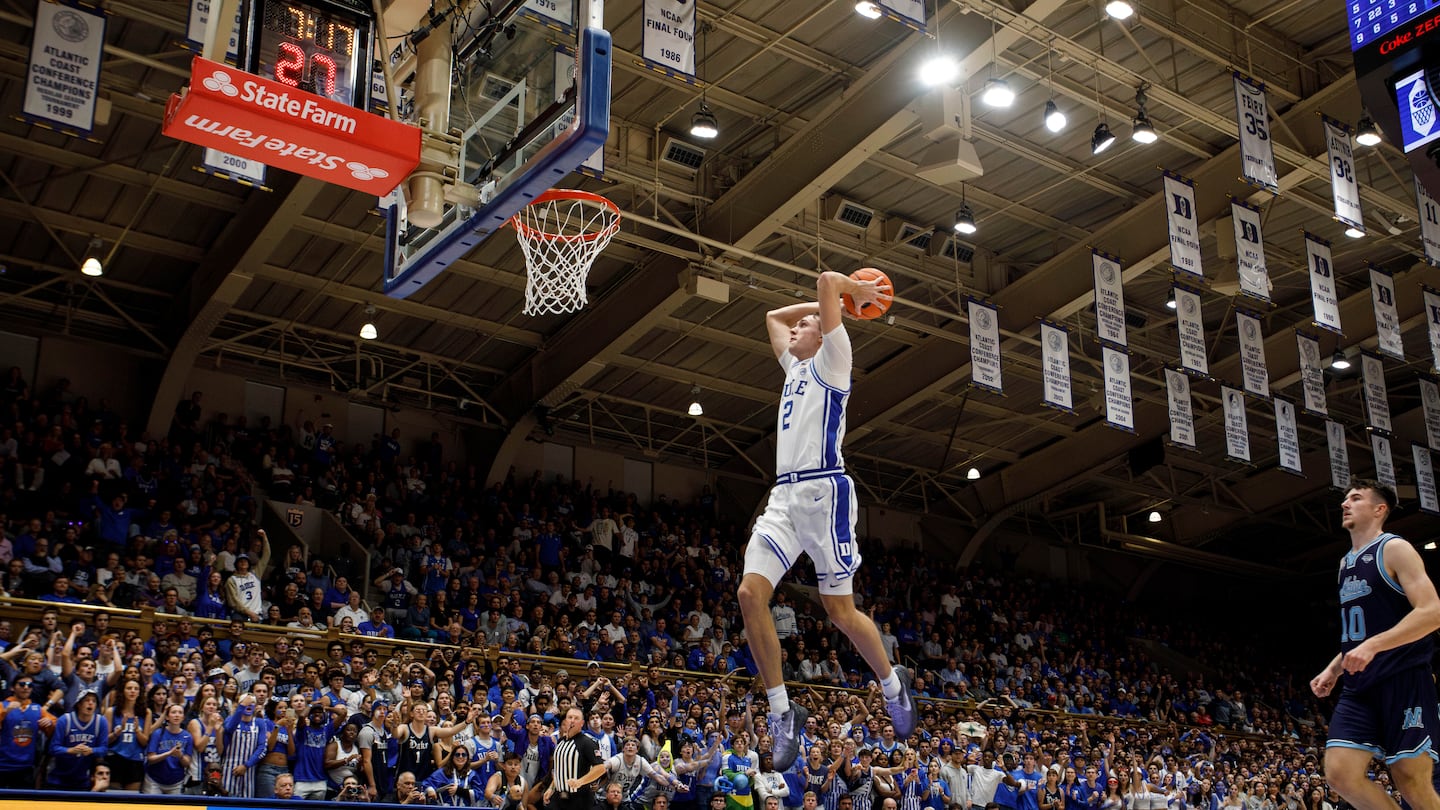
1296;332;1328;416
1165;368;1196;449
24;0;106;135
643;0;696;77
1305;233;1343;333
1232;200;1271;302
1421;377;1440;450
1103;346;1134;432
1223;385;1251;462
1236;310;1269;398
1324;116;1365;234
1369;265;1404;360
1418;178;1440;266
968;298;1002;394
1361;351;1393;433
1092;250;1127;347
1328;420;1351;489
1174;286;1207;376
1415;444;1440;514
1164;172;1203;279
1040;321;1073;412
1233;74;1278;193
1275;396;1302;475
1372;432;1397;493
1425;287;1440;372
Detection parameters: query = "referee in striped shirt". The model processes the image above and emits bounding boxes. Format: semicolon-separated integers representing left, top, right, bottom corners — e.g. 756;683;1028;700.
548;706;606;810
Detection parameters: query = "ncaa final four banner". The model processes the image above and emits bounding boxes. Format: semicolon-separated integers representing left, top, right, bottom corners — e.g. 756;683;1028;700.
1415;444;1440;515
1372;432;1398;494
1369;265;1404;360
1305;232;1343;334
1327;420;1351;490
1274;397;1302;476
1173;285;1207;377
1421;376;1440;451
1231;200;1271;302
643;0;696;78
968;298;1002;394
1296;332;1328;417
1233;74;1278;193
1092;250;1128;347
1163;171;1203;279
1235;310;1269;398
24;0;106;135
1360;351;1393;434
1164;368;1196;450
1418;178;1440;266
1425;287;1440;372
1102;346;1135;433
1323;116;1365;235
1222;385;1251;463
1040;321;1073;413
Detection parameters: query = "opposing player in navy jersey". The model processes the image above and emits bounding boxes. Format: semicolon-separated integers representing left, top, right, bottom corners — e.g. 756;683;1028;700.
737;270;913;773
1310;479;1440;810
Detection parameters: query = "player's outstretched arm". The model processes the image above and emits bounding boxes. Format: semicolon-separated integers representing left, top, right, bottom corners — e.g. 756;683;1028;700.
765;302;820;360
817;271;889;334
1342;539;1440;673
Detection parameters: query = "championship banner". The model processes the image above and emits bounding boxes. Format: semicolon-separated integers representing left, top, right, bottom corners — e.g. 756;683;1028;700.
1369;265;1404;360
1328;420;1351;490
1102;346;1135;432
642;0;696;78
1092;250;1128;347
24;0;106;135
1165;368;1196;449
1305;232;1343;334
968;298;1002;394
1274;397;1302;475
1164;171;1203;279
554;51;603;176
185;0;241;57
1361;351;1392;433
877;0;926;29
199;147;267;188
523;0;575;28
1421;377;1440;450
1415;444;1440;514
1173;285;1208;376
1222;385;1251;463
1372;432;1397;493
1232;200;1271;302
1418;177;1440;266
1040;321;1073;412
1236;310;1269;398
1324;116;1364;234
1233;73;1278;193
1296;332;1328;416
1426;287;1440;373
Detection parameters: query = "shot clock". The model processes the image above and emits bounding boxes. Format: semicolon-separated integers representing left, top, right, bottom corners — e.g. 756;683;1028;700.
238;0;374;110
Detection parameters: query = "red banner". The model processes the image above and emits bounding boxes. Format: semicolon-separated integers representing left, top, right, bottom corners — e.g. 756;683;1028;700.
163;57;419;195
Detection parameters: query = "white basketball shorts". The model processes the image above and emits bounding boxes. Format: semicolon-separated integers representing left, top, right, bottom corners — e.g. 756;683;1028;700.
743;473;861;595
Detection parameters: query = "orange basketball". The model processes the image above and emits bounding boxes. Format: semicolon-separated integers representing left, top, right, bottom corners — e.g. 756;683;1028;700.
843;267;894;320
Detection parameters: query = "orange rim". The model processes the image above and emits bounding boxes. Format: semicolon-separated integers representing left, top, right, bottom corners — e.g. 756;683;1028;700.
511;189;621;243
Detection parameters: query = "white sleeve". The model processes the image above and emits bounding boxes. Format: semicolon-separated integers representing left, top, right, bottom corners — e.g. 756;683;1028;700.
813;326;852;390
778;350;794;373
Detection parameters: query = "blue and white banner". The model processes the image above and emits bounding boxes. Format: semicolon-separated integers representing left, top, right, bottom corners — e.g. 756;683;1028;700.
1361;351;1392;433
1236;310;1269;398
1040;321;1073;412
200;148;266;187
1373;432;1397;493
1164;172;1203;279
1305;232;1343;334
1296;331;1328;416
1103;346;1134;432
1223;385;1250;463
1426;287;1440;372
1418;178;1440;266
643;0;696;78
1174;285;1207;376
1324;116;1364;234
1394;69;1440;154
1415;444;1440;514
24;0;106;135
185;0;240;58
1421;376;1440;451
1233;73;1278;193
522;0;574;28
1275;396;1302;475
1328;420;1351;490
1092;250;1127;347
878;0;926;28
1165;368;1195;449
1370;265;1404;360
1232;200;1271;302
968;298;1002;394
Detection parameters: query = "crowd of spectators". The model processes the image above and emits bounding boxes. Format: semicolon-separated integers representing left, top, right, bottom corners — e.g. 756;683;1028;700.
0;370;1378;810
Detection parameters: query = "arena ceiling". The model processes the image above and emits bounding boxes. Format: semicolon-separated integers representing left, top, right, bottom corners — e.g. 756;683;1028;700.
0;0;1435;579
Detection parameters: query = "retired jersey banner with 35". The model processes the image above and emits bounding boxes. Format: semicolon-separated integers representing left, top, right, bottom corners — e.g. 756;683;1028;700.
968;298;1002;394
1328;420;1351;490
1361;351;1392;434
1040;321;1073;412
24;0;106;135
1233;74;1278;193
1102;346;1134;432
1370;265;1404;360
1324;116;1364;234
1222;385;1251;463
1232;200;1271;302
1419;177;1440;266
1236;310;1269;398
1415;444;1440;514
1372;432;1397;493
1165;368;1196;449
642;0;696;77
1092;250;1128;347
1174;285;1207;376
1421;377;1440;450
1274;397;1302;475
1296;332;1328;416
1305;233;1343;334
1164;172;1203;279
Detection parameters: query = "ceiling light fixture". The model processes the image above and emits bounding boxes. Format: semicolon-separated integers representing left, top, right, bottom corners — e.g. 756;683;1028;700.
967;467;982;480
953;183;977;235
1131;86;1157;144
1165;290;1177;310
919;0;957;86
80;237;104;277
855;1;883;19
689;103;719;139
1354;116;1382;147
360;304;379;340
1148;510;1163;523
1043;51;1065;133
1105;0;1135;20
687;384;704;417
1092;122;1116;154
1344;225;1365;238
1331;350;1352;370
980;17;1014;107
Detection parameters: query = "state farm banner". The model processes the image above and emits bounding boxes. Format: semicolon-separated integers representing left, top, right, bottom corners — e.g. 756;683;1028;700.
1372;432;1397;493
1165;368;1196;449
1222;385;1251;463
968;298;1002;394
1328;420;1351;490
1236;310;1269;398
1174;285;1208;376
1232;200;1271;302
1416;444;1440;514
1297;332;1328;416
1418;177;1440;266
522;0;575;28
1040;321;1073;412
24;0;106;135
1233;73;1278;193
1426;287;1440;372
1324;116;1364;234
1369;265;1404;360
1305;232;1343;334
1164;171;1203;279
643;0;696;78
1361;351;1393;434
1422;377;1440;450
1092;250;1128;347
1102;346;1134;432
1275;397;1302;475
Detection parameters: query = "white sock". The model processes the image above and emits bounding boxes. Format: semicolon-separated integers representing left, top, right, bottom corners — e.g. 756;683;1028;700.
880;669;902;701
767;685;791;718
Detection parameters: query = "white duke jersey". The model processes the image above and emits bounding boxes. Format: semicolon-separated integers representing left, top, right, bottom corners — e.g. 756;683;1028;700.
776;325;852;475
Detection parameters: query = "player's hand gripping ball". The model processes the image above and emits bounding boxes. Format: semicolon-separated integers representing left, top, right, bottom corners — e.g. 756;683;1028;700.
842;267;894;320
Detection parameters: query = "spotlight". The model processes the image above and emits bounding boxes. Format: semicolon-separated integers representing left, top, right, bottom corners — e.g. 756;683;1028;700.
1426;541;1437;550
919;55;960;87
1355;116;1382;147
855;1;882;18
688;384;704;417
1165;291;1176;310
80;238;104;277
1131;113;1157;143
360;304;379;340
967;467;981;480
690;103;719;139
1091;122;1116;154
1148;510;1162;523
954;205;977;235
1331;350;1352;370
981;77;1015;108
1105;0;1135;19
1344;226;1365;238
1044;99;1067;133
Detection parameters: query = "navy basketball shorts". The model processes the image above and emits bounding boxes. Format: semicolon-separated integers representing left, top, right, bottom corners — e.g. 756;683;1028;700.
1328;667;1440;764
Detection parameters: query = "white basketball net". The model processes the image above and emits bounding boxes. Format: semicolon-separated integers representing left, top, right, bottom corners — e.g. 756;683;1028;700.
513;191;621;316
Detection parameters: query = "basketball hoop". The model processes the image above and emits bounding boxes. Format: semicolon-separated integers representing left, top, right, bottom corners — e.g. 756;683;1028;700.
511;189;621;315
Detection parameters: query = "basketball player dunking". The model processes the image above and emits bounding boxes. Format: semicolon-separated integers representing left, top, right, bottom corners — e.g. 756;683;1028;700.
1311;479;1440;810
737;270;913;773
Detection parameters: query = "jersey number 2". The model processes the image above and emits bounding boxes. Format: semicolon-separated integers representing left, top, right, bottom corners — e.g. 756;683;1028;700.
1340;605;1366;643
782;400;793;430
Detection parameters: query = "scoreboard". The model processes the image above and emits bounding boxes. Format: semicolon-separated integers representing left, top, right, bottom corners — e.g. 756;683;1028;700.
1351;0;1440;196
1348;0;1440;51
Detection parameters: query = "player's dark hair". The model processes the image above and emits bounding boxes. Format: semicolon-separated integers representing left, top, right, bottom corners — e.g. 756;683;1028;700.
1349;478;1398;513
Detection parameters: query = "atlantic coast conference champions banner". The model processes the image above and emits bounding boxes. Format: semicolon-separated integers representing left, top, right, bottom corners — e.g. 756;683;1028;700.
1173;285;1208;376
1236;310;1269;398
1040;321;1073;412
24;0;106;135
1361;351;1393;434
1275;396;1302;475
968;298;1002;394
1373;432;1397;493
1296;332;1328;416
1103;346;1134;432
1092;250;1127;347
1415;444;1440;514
1222;385;1250;463
1421;376;1440;450
1165;368;1196;449
1328;420;1351;490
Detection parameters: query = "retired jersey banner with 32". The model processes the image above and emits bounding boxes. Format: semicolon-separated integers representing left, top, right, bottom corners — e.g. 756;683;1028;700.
1165;368;1196;449
1222;385;1251;463
1236;310;1269;398
1370;265;1404;360
24;0;106;135
1328;420;1351;490
1373;432;1397;493
1415;444;1440;514
642;0;696;77
1419;177;1440;266
1232;200;1271;302
1102;346;1134;432
1305;233;1343;334
968;298;1002;394
1297;332;1328;416
1164;172;1203;279
1233;74;1278;193
1040;321;1073;412
1092;250;1127;347
1324;116;1364;234
1174;285;1207;376
1361;351;1392;434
